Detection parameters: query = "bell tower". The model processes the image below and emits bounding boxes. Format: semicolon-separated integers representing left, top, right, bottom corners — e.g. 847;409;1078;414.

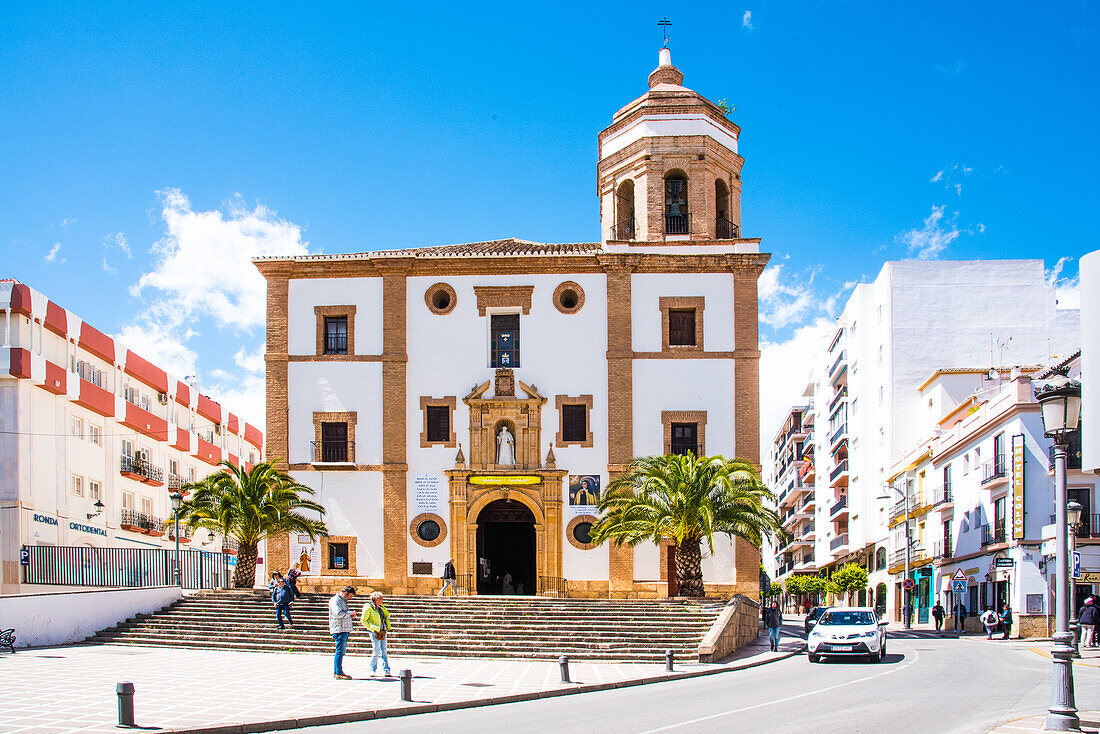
597;47;744;243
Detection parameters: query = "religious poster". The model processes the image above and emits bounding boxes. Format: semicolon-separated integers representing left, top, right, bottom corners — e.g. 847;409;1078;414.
412;474;446;515
289;533;320;576
568;475;601;507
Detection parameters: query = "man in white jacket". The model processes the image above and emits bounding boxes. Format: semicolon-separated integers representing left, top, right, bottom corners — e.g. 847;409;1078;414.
329;586;357;679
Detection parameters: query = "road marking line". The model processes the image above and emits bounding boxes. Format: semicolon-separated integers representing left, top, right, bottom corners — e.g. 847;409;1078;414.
636;644;921;734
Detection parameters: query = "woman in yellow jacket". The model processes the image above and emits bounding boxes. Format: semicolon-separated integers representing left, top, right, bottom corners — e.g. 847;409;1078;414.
360;591;392;677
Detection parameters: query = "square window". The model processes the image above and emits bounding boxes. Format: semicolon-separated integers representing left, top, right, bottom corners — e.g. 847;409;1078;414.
329;542;349;570
324;316;348;355
90;425;101;446
670;423;698;456
562;404;587;443
426;405;450;443
668;310;697;346
490;314;520;368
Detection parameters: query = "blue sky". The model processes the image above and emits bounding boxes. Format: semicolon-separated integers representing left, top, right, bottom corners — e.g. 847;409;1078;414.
2;2;1097;443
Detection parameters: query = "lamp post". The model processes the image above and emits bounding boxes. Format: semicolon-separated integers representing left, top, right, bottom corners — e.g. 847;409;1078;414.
1035;373;1082;732
1068;500;1083;658
169;491;182;588
879;482;912;630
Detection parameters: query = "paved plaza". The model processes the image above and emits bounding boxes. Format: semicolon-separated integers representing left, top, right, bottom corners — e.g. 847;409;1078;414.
0;634;799;733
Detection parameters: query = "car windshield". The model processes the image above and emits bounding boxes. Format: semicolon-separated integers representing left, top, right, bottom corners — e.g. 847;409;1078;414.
818;611;876;626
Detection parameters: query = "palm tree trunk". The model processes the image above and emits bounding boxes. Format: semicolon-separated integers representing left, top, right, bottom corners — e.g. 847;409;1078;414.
674;540;705;597
233;543;258;588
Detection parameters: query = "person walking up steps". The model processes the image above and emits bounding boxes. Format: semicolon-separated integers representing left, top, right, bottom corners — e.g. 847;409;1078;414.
272;576;293;630
438;558;457;596
329;586;356;680
361;591;392;677
763;601;782;652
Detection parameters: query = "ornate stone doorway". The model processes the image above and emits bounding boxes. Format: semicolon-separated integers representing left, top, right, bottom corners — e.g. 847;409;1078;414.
476;499;536;595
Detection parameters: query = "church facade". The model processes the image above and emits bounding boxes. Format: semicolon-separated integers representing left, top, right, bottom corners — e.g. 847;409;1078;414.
257;49;770;598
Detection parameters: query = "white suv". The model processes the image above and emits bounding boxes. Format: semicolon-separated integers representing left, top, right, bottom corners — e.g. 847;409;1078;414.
807;607;887;663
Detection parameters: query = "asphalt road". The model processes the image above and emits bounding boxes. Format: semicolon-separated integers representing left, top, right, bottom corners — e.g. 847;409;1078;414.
282;623;1100;734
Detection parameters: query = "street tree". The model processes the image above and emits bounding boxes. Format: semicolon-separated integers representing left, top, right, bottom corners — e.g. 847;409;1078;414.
589;453;780;597
180;461;327;588
830;563;869;604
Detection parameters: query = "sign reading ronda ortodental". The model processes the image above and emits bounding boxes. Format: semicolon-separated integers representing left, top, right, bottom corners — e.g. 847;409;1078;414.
1012;433;1026;540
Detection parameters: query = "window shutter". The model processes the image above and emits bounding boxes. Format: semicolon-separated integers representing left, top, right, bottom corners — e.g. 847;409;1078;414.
426;405;450;443
562;404;587;442
668;310;696;346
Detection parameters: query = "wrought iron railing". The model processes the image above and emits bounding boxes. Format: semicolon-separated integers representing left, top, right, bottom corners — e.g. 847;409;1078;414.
21;544;231;589
932;484;952;506
310;440;355;463
121;509;163;533
828;388;848;413
715;217;739;239
612;216;636;240
167;474;184;491
120;455;164;484
980;524;1007;547
981;455;1007;484
829;423;847;447
664;213;690;234
538;575;567;598
221;537;240;555
324;331;347;355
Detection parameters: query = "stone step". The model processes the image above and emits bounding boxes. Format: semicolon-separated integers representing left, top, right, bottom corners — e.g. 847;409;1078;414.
99;626;704;643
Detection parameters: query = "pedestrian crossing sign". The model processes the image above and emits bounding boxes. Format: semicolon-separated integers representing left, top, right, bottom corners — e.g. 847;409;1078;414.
952;579;967;593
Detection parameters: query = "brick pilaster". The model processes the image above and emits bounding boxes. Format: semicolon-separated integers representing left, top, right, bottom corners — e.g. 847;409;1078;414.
733;267;763;597
604;263;635;594
381;268;408;591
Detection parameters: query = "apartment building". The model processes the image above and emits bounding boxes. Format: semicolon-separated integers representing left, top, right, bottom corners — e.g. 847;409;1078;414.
0;279;264;592
767;260;1079;614
768;400;817;582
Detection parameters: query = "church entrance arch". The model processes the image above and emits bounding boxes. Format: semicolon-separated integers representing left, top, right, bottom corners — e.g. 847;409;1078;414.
475;499;536;595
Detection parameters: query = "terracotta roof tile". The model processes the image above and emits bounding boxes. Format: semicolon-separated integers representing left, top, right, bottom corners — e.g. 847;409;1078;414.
255;239;603;263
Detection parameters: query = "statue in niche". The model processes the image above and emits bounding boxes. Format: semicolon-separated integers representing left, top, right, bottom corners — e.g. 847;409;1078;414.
496;425;516;466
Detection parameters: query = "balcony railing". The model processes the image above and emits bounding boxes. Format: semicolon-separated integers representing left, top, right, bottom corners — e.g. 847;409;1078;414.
715;217;740;239
120;509;164;534
932;540;952;560
932;484;953;506
829;459;848;482
830;495;848;516
310;441;355;464
980;524;1007;547
981;455;1007;485
828;350;846;378
167;473;184;491
612;216;635;240
799;552;815;565
777;561;795;576
664;213;690;234
222;537;240;555
120;455;164;485
1049;444;1083;471
828;388;848;413
166;523;192;542
829;424;847;446
830;534;849;551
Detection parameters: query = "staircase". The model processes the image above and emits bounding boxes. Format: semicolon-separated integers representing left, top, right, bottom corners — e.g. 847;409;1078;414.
90;591;724;662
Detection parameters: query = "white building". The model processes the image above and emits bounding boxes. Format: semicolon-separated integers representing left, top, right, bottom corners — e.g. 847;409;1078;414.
255;48;769;598
766;259;1079;617
0;279;264;593
767;400;816;585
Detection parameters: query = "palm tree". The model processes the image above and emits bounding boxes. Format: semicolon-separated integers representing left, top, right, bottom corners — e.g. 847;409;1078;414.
588;453;780;598
179;461;327;588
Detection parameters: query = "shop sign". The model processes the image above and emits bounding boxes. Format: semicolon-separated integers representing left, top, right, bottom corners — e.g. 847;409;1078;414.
469;475;542;486
1080;571;1100;583
68;521;107;537
32;513;58;526
994;557;1015;568
1012;434;1026;540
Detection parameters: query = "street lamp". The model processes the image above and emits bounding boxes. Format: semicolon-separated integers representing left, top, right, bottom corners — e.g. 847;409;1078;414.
1068;500;1083;658
878;482;912;630
1035;372;1082;732
169;491;183;588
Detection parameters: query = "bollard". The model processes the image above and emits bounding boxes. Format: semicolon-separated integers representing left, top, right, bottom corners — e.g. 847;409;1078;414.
559;655;571;683
399;669;413;702
665;649;674;672
116;681;135;728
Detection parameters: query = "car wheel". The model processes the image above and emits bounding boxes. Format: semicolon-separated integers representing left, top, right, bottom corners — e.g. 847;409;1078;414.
871;649;882;663
808;653;820;663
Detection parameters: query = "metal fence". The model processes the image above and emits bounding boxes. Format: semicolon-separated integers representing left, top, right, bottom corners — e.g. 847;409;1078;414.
21;545;233;589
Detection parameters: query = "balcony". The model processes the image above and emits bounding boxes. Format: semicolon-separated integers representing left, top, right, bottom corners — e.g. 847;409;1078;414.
1049;443;1083;472
795;552;815;569
829;423;848;449
932;484;953;509
830;495;849;518
120;455;164;486
829;459;849;487
932;540;953;561
222;537;240;555
311;440;356;464
120;509;164;536
800;461;816;482
980;524;1007;547
612;216;635;240
828;350;847;380
981;455;1007;486
777;560;795;576
664;213;690;235
828;388;848;413
166;523;192;543
830;533;849;552
716;217;740;239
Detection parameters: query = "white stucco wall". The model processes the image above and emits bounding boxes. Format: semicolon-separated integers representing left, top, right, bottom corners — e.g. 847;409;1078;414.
1081;249;1100;471
0;586;181;648
291;470;385;579
287;363;384;466
630;273;736;353
287;277;385;356
632;360;736;457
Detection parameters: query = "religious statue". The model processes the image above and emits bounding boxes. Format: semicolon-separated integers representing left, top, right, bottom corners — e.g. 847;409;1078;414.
496;425;516;466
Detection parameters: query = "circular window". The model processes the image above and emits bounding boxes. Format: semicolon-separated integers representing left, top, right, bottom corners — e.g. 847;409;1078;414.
417;520;440;542
553;281;585;315
409;512;448;547
424;283;457;315
572;521;592;545
566;515;599;550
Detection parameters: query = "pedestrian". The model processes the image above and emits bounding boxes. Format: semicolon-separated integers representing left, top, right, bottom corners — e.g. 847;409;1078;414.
980;607;998;639
999;605;1013;640
931;602;945;631
954;601;967;632
438;557;457;597
272;576;294;630
328;585;356;680
286;563;302;600
1080;598;1098;647
361;591;392;677
763;601;782;652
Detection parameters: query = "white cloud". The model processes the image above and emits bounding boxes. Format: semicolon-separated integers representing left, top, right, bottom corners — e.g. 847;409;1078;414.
759;319;831;461
114;321;199;380
205;372;267;431
101;258;118;275
131;188;309;332
103;232;132;258
61;217;75;228
954;183;963;196
234;344;265;373
929;171;944;183
742;10;753;29
935;59;966;75
898;205;960;260
44;243;65;263
759;263;820;329
1046;256;1081;309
